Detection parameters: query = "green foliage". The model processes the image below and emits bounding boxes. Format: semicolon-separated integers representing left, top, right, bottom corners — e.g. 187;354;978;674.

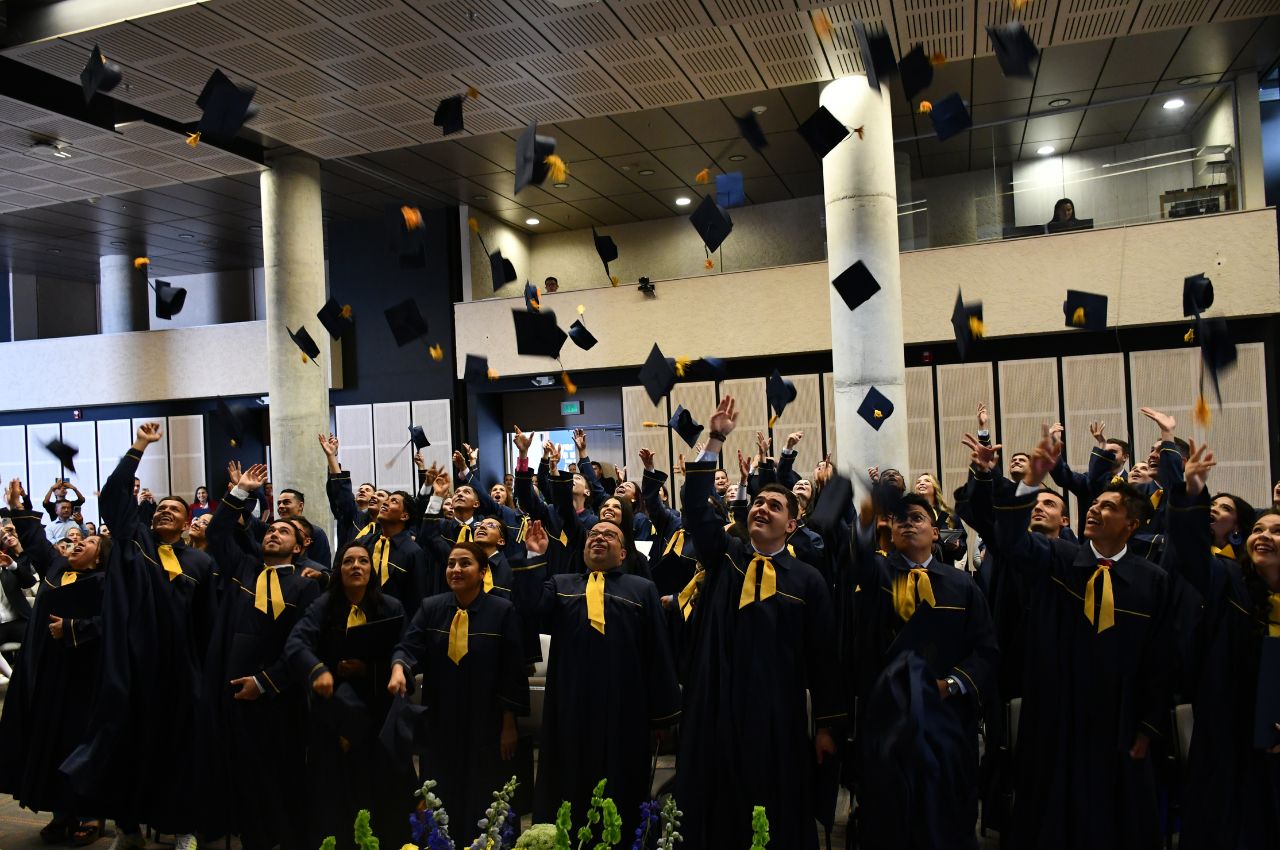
514;824;559;850
576;780;607;850
554;802;573;850
319;838;336;850
749;806;769;850
595;799;621;849
355;809;380;850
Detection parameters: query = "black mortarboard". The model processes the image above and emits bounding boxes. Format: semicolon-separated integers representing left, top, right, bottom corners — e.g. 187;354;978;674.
195;69;258;143
929;93;972;142
1183;273;1214;317
950;291;984;360
153;280;187;320
688;356;727;382
407;425;430;450
690;194;733;253
80;45;122;103
315;682;372;749
854;20;897;92
1198;316;1237;401
669;405;704;448
288;325;321;363
715;172;745;208
638;277;656;297
1062;289;1108;331
514;121;558;194
216;398;245;447
464;353;496;385
568;319;597;350
808;472;852;533
434;94;465;136
524;280;541;312
512;309;567;359
798;106;849;158
489;250;518;287
856;386;895;431
638;343;676;405
987;21;1039;78
316;298;353;340
593;227;618;284
1252;637;1280;750
386;204;426;268
831;260;881;312
734;112;768;151
383;299;429;347
651;557;696;598
44;438;78;473
898;44;934;102
767;370;797;420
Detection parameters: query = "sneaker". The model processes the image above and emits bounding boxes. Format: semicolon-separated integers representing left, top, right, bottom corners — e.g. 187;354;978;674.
107;830;144;850
173;834;197;850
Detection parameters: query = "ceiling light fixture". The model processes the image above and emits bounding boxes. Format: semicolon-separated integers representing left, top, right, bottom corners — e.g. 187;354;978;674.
1178;77;1200;86
178;233;194;239
30;140;71;159
472;194;488;200
1163;97;1185;110
553;181;569;188
638;168;655;176
1048;98;1071;108
751;105;767;114
1037;145;1056;155
525;217;540;225
728;154;746;161
674;196;691;206
110;240;127;248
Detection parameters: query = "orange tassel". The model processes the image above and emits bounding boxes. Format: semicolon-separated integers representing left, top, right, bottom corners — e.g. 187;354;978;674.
918;101;933;114
429;344;444;361
467;217;479;234
401;205;423;231
133;257;149;269
1194;395;1211;427
486;367;499;382
340;304;352;319
1184;328;1195;343
186;132;201;147
610;275;619;287
561;371;577;395
695;168;711;184
544;154;568;183
301;352;309;364
930;51;946;66
642;421;660;428
969;316;986;338
813;11;832;38
705;259;715;269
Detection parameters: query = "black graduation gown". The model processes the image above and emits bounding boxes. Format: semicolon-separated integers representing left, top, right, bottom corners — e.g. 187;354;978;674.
458;467;530;569
201;495;321;849
286;593;406;850
675;460;845;850
641;469;700;673
0;510;104;815
325;470;380;548
993;488;1173;850
528;561;680;828
61;446;217;832
550;475;652;580
352;526;428;614
394;591;529;836
1166;486;1280;850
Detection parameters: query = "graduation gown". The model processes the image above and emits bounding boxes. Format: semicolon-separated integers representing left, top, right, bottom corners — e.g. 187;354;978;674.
394;591;528;836
201;495;321;849
0;511;104;815
1166;486;1280;850
286;593;406;850
640;468;701;675
325;470;380;548
550;475;652;580
352;526;428;614
993;488;1173;850
61;446;217;831
529;560;679;828
675;460;845;850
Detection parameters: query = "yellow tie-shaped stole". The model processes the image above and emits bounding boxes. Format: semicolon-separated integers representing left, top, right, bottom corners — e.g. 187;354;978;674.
347;604;367;629
447;608;469;663
483;566;494;593
356;521;377;539
893;566;936;622
60;570;79;586
456;524;473;543
254;567;285;619
1084;559;1116;633
372;536;391;586
517;515;529;543
1267;593;1280;638
586;571;606;634
157;543;183;581
663;529;686;558
678;569;704;619
738;555;777;609
1212;543;1236;560
1150;489;1163;510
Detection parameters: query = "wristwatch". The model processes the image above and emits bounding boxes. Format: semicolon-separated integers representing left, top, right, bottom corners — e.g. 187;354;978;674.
944;676;962;698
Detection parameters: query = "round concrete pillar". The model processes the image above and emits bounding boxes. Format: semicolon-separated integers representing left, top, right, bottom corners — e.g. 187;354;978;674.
99;254;149;333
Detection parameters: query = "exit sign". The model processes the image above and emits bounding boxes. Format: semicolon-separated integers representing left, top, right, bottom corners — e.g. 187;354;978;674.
561;400;583;416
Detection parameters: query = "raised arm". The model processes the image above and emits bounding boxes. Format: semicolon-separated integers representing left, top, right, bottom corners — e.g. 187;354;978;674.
1164;441;1219;598
777;431;803;488
320;433;361;531
638;449;681;541
101;423;161;530
207;463;268;590
990;425;1061;578
683;398;741;568
573;429;609;509
7;478;57;575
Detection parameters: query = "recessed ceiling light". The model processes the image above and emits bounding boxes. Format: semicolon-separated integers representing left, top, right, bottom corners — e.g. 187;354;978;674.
728;154;746;162
1037;145;1056;155
638;168;655;176
109;240;127;248
553;182;570;188
1048;98;1071;108
1163;97;1185;110
247;224;262;233
47;248;60;254
751;105;767;114
1178;77;1200;86
178;233;194;239
674;196;691;207
203;260;216;266
525;217;540;225
472;194;488;200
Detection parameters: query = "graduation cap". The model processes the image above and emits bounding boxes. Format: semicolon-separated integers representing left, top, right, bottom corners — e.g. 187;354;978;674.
637;277;656;298
80;45;122;103
1062;289;1108;332
193;69;258;144
687;356;727;382
767;370;797;423
1198;316;1237;402
1183;273;1214;317
385;425;431;470
986;21;1039;78
798;106;849;159
734;112;768;152
512;309;567;359
216;398;246;447
690;194;733;254
317;298;353;340
950;291;984;361
808;472;853;533
464;353;498;385
856;386;895;431
524;280;541;312
383;299;429;348
152;280;187;321
514;121;565;194
567;319;597;350
638;343;677;405
488;251;518;287
434;94;465;136
928;93;972;141
43;438;78;473
315;682;373;749
669;405;704;448
592;227;619;286
831;260;881;312
288;325;321;366
854;20;897;92
385;204;426;268
898;44;934;102
715;172;745;208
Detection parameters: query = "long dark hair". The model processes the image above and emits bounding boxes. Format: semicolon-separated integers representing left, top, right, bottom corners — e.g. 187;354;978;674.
1052;197;1077;222
322;541;387;626
1243;508;1280;634
1211;491;1256;551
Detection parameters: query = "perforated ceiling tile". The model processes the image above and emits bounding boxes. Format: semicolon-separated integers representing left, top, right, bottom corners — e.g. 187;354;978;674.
64;23;181;66
113;169;180;188
142;3;251;48
704;0;800;25
611;0;716;36
294;136;371;158
660;26;766;98
26;183;95;202
1132;0;1217;31
403;0;518;32
143;54;227;91
463;26;558;63
329;53;418;88
735;12;831;87
524;4;635;53
1214;0;1280;20
207;41;298;76
147;160;222;182
0;39;89;81
216;0;324;34
462;109;523;134
365;98;437;126
340;6;439;47
977;0;1052;56
260;67;352;100
390;40;479;76
304;0;403;18
1051;0;1140;44
0;172;51;192
891;0;971;59
345;125;416;152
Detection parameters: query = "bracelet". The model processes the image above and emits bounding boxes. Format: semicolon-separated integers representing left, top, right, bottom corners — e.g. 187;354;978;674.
709;431;728;443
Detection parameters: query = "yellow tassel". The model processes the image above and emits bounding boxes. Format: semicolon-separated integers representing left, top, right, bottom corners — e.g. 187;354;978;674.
401;205;423;230
229;438;238;448
695;168;711;184
561;371;577;395
813;11;832;38
674;357;691;378
429;344;444;361
918;101;933;114
577;304;585;316
486;368;499;382
1194;395;1211;427
874;409;883;419
769;414;778;428
466;86;480;99
705;258;714;269
1011;0;1028;9
969;316;985;338
301;352;309;364
853;126;865;139
642;421;660;428
930;51;946;66
1072;307;1086;327
467;216;479;233
1184;328;1195;343
133;257;149;269
544;154;568;183
186;132;200;147
340;304;352;319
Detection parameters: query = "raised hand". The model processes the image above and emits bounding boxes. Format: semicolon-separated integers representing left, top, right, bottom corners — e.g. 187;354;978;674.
513;426;533;456
226;460;242;485
961;433;1002;472
1183;440;1217;496
737;449;750;481
1089;420;1107;445
1048;422;1064;446
707;396;739;443
814;454;834;487
136;422;162;443
525;519;549;556
463;443;478;467
1140;407;1177;440
549;443;563;467
976;403;989;431
413;452;425;469
675;453;686;476
452;450;467;473
433;473;451;499
755;431;770;460
1024;425;1061;487
318;432;339;457
638;447;655;471
5;478;23;510
572;428;587;454
237;463;269;492
867;466;880;483
785;431;804;451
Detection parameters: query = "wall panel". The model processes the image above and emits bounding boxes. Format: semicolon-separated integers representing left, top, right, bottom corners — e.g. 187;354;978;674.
772;374;822;486
334;405;376;494
26;423;63;502
0;426;27;496
372;402;413;493
719;378;768;485
935;363;996;498
622;386;671;492
131;417;170;496
669;381;718;507
411;399;454;486
1061;353;1128;506
822;373;837;465
95;419;134;503
59;420;99;526
906;366;938;480
167;414;207;504
998;357;1061;465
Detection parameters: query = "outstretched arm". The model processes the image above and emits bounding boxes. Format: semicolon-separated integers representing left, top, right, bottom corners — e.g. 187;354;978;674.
101;423;161;531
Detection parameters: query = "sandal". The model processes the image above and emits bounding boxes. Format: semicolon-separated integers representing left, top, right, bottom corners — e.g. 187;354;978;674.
40;816;73;844
71;819;105;846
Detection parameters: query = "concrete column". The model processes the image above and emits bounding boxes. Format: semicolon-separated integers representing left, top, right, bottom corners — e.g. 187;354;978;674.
99;254;149;334
821;76;908;488
261;155;330;513
1234;71;1266;210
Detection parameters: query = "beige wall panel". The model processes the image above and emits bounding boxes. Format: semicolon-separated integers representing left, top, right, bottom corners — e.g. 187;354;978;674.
719;378;768;481
623;387;671;491
669;381;718;508
998;358;1060;465
772;374;822;483
823;373;838;466
906;366;938;480
935;364;996;497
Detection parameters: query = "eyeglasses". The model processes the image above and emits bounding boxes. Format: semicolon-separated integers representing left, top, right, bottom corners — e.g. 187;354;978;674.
586;529;622;543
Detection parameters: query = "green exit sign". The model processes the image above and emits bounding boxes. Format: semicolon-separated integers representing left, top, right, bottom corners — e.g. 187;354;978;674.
561;400;583;416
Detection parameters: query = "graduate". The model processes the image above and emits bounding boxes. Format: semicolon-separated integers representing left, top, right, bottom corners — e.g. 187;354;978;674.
202;462;322;850
387;541;528;837
286;541;406;850
1165;441;1280;849
453;448;528;567
419;473;516;599
548;436;652;580
62;423;216;850
522;515;680;831
0;478;108;845
674;397;845;850
985;426;1173;850
321;433;384;546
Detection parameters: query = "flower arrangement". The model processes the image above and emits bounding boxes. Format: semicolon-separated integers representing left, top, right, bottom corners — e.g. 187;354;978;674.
748;806;769;850
469;776;519;850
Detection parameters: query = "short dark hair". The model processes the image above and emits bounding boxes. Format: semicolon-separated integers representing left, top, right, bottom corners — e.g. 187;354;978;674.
1036;488;1067;512
386;490;419;525
1107;438;1131;458
1103;482;1152;524
358;482;375;491
56;497;72;507
1172;437;1191;459
281;488;305;504
288;515;314;541
544;276;558;284
1010;451;1031;461
895;492;935;519
158;495;190;518
266;518;303;546
756;483;799;519
448;541;491;567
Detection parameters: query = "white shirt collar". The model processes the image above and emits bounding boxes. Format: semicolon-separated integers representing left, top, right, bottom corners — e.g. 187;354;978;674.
1089;541;1127;562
